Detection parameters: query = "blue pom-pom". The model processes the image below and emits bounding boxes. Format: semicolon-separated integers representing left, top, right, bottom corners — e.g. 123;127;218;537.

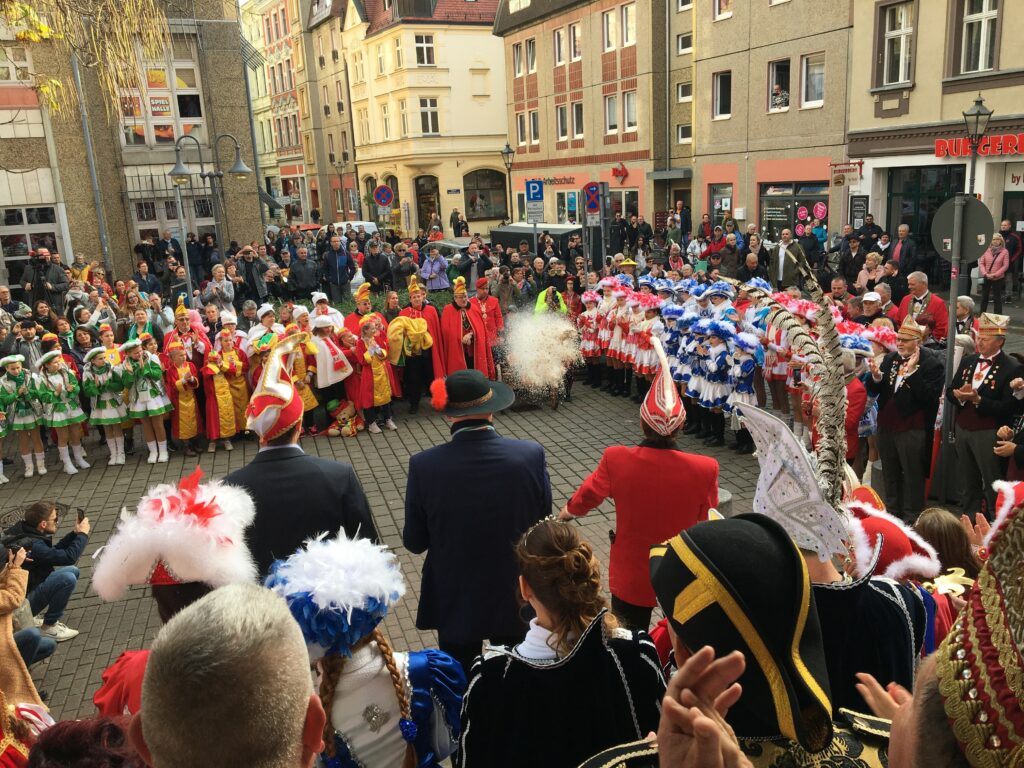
399;718;418;743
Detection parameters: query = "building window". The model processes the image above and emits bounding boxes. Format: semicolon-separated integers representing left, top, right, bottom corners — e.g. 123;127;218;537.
516;112;527;144
623;90;637;131
553;28;565;65
602;10;616;51
569;23;582;60
607;189;639;217
768;59;790;110
377;44;385;75
381;102;390;139
801;52;825;107
556;104;568;140
415;34;435;66
677;82;692;102
676;34;692;54
676;124;692;144
962;0;998;74
556;191;578;224
0;46;30;82
516;192;526;222
463;169;507;220
713;71;731;118
399;99;408;136
759;182;830;241
529;109;540;143
419;97;439;134
714;0;732;20
882;2;914;84
526;38;536;73
513;43;523;77
886;165;966;254
285;60;293;90
353;52;365;82
121;38;205;147
273;13;280;39
291;115;299;146
605;94;618;133
0;206;59;286
336;80;345;109
571;101;584;138
709;183;733;227
394;37;404;68
509;0;530;11
621;4;636;46
275;118;283;147
327;132;335;161
678;0;692;8
357;108;369;143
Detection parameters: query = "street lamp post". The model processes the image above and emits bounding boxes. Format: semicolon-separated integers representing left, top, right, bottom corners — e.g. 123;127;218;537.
168;134;252;303
333;160;345;221
964;93;993;196
500;142;515;225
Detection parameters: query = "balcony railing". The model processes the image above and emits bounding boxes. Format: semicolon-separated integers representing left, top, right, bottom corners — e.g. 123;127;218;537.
318;55;325;68
324;104;331;116
332;50;339;62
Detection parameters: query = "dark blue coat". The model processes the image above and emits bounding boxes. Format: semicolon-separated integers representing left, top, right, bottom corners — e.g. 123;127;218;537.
403;428;551;644
324;246;356;287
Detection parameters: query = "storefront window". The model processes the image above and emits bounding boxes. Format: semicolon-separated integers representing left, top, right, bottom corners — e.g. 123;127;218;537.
556;190;578;224
0;205;60;295
709;184;733;227
463;169;507;221
121;38;205;148
886;165;965;275
607;188;639;218
758;182;829;241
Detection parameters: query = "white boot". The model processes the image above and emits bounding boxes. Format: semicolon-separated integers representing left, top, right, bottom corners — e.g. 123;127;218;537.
20;455;33;479
114;436;126;465
146;440;158;464
59;446;78;475
34;452;47;476
106;437;118;466
0;467;8;484
72;444;90;469
157;440;168;463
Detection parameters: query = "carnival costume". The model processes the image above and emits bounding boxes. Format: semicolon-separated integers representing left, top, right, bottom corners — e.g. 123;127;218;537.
0;357;41;433
34;353;86;430
164;342;201;443
120;342;172;420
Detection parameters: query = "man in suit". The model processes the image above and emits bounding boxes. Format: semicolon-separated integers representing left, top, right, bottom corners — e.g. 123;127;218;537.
866;317;945;521
898;271;948;344
946;313;1021;517
769;228;803;290
403;369;551;674
226;335;378;576
559;343;718;630
154;229;183;274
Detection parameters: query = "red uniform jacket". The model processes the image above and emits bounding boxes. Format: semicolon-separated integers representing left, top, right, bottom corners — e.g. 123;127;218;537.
440;303;495;379
897;292;948;341
811;378;867;460
93;650;149;717
469;295;504;347
399;303;446;377
567;445;719;607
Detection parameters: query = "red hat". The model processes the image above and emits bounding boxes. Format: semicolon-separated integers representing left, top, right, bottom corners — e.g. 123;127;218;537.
475;278;489;290
245;333;305;441
640;337;685;436
844;500;941;581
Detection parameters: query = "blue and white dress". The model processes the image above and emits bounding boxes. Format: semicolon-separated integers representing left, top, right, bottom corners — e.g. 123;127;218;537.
727;355;757;428
699;344;731;410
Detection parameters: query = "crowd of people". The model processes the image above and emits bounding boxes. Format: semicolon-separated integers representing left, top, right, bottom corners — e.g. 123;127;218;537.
1;206;1024;768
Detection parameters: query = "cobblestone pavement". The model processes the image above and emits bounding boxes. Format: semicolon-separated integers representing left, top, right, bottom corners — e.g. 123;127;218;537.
11;381;758;720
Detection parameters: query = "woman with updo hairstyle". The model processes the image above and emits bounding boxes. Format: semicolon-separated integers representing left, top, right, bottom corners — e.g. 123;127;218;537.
455;520;665;768
914;507;982;580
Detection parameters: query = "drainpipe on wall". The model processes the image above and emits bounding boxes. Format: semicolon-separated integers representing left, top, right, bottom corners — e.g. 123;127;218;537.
664;0;671;211
71;54;113;275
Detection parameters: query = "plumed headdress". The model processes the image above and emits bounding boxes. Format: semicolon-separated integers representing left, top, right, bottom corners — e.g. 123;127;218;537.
640;337;686;436
92;466;256;600
863;325;898;352
246;332;306;441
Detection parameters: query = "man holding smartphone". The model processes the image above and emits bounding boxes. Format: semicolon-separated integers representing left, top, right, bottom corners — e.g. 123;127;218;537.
2;500;89;641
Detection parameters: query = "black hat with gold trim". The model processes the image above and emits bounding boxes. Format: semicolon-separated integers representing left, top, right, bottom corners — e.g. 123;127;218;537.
649;514;834;753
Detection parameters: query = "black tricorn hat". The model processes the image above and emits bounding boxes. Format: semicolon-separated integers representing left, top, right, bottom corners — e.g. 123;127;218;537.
430;369;515;417
650;514;834;752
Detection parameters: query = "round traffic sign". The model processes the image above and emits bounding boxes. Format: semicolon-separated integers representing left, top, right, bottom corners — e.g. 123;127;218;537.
373;184;394;207
930;195;993;264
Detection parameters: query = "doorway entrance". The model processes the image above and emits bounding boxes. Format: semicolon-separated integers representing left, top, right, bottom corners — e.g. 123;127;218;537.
415;175;440;232
1003;191;1024;227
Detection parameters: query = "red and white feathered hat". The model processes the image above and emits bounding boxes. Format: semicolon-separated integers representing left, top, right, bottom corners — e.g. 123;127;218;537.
246;332;307;441
862;325;898;352
640;337;686;436
843;499;941;581
92;466;256;600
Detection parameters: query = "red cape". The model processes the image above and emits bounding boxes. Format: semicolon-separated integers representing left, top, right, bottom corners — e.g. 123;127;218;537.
399;303;446;377
93;649;149;717
440;303;494;379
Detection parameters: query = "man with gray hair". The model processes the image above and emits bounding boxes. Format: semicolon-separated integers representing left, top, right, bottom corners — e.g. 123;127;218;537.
129;583;326;768
897;271;947;343
955;295;978;337
875;282;899;323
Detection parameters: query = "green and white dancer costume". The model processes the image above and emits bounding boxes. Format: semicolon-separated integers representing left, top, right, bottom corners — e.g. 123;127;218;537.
122;351;173;419
0;361;46;477
36;359;90;474
81;352;128;465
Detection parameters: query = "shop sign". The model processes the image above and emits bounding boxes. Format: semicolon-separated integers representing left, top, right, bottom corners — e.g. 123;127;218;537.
935;134;1024;158
538;176;576;186
1005;164;1024;190
830;161;863;187
611;162;629;183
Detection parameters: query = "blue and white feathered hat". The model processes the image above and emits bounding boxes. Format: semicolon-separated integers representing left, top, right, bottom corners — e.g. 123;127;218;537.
839;333;873;357
614;273;634;287
654;278;674;294
734;331;760;354
661;304;685;322
692;317;713;335
704;280;736;300
638;274;656;288
691;283;708;299
679;310;700;329
674;278;697;295
265;532;406;660
707;319;736;342
743;277;772;293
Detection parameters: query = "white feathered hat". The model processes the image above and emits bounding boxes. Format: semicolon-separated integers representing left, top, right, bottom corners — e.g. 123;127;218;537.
265;532;406;660
92;466;257;600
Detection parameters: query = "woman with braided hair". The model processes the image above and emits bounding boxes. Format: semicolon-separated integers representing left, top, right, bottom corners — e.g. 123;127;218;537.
266;532;465;768
455;520;665;768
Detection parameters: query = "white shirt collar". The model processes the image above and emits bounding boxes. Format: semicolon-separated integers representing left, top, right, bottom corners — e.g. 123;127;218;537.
514;619;559;661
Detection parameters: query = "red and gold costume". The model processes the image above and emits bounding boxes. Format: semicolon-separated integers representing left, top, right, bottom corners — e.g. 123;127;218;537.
440;277;494;379
398;291;446;376
202;348;238;440
469;279;504;348
216;333;250;429
164;344;201;441
356;322;399;409
283;325;320;413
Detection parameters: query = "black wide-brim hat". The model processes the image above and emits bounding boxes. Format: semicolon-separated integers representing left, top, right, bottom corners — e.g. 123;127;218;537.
649;513;834;753
431;369;516;416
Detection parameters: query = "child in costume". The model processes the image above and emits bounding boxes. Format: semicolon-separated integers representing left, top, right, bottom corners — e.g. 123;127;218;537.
358;315;398;434
726;332;759;454
35;349;89;475
120;338;172;463
0;354;44;477
604;287;631;396
81;347;128;465
266;532;466;768
683;318;709;437
631;295;664;403
202;345;239;453
698;319;734;447
98;321;137;455
216;330;250;431
164;341;202;456
578;291;602;387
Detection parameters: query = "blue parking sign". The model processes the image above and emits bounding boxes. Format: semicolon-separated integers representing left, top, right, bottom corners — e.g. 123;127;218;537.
525;180;544;202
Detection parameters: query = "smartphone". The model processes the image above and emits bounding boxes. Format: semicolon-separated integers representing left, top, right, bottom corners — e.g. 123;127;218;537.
76;507;86;523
